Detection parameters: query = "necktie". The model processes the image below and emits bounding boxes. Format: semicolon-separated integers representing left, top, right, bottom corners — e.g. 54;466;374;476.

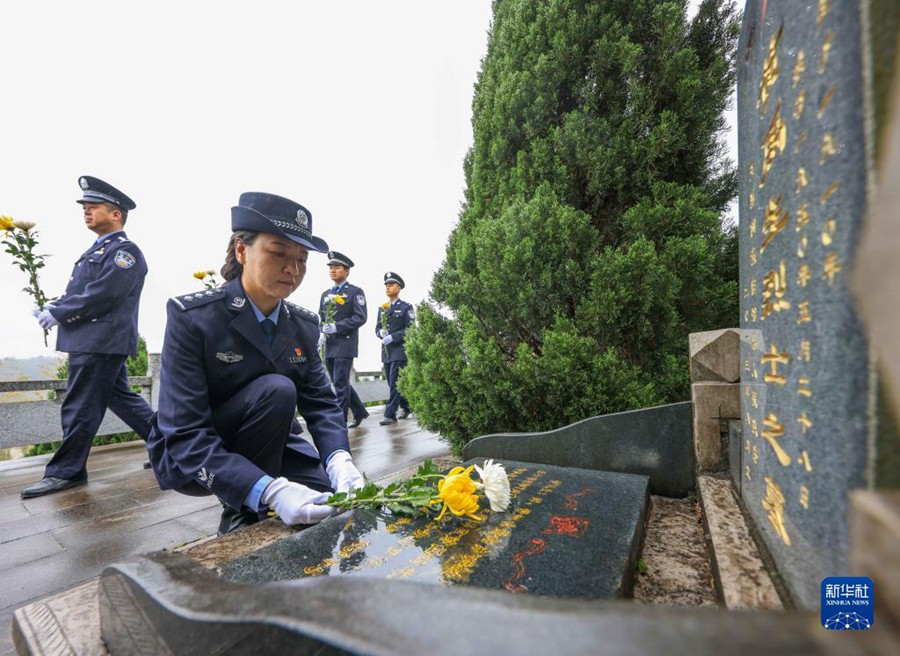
261;318;276;347
332;287;340;294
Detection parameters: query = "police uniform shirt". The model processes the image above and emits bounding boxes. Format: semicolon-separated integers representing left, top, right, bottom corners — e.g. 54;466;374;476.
377;298;415;363
148;277;349;511
50;230;147;356
318;280;367;358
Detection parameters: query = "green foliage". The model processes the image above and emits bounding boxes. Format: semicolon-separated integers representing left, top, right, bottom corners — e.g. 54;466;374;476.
50;335;148;399
25;432;139;457
402;0;740;453
326;458;445;517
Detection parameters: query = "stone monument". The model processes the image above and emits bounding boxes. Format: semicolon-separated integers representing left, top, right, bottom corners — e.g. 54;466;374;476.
736;0;884;608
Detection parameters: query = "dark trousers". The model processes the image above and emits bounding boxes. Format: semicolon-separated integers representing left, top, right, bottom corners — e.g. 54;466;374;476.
211;374;331;501
325;357;368;421
383;360;410;420
46;352;154;480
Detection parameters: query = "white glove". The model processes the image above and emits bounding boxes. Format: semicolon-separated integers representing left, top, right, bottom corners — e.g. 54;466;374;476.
38;308;59;329
261;477;333;525
322;323;337;334
377;328;388;338
326;450;365;494
318;332;326;347
381;334;394;345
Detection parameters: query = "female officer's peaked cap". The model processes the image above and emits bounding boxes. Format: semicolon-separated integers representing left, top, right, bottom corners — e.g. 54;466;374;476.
232;192;328;253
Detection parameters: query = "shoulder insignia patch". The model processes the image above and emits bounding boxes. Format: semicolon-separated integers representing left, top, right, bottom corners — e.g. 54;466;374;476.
171;288;225;311
114;250;136;269
285;302;320;324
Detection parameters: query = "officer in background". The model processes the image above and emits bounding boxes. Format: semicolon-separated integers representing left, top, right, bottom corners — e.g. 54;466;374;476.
376;272;415;425
21;176;153;499
319;252;370;428
148;192;365;535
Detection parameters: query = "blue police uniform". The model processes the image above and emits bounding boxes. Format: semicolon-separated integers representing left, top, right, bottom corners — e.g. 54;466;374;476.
319;253;369;424
377;272;415;421
147;191;355;534
28;176;153;489
148;278;347;512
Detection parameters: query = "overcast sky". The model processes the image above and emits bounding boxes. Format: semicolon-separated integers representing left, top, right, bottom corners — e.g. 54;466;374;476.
1;1;722;372
0;1;495;370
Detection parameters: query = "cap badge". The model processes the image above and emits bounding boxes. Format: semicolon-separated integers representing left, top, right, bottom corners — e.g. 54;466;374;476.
296;209;309;228
79;177;89;190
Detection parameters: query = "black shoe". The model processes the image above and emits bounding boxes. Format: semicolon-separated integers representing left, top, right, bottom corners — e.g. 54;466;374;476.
379;417;398;426
143;461;152;469
348;415;368;429
217;506;260;536
397;409;410;420
21;475;88;499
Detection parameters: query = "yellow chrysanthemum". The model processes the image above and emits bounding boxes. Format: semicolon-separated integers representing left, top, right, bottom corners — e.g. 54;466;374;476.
334;296;346;305
193;271;208;280
13;220;35;232
434;465;483;520
0;216;15;231
381;302;390;309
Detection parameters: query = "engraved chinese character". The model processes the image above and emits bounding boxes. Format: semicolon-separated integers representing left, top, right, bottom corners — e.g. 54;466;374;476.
762;413;792;466
823;252;842;284
763;476;791;545
798;234;808;258
800;485;810;509
800;340;811;362
792;50;806;87
795;202;810;231
761;195;789;252
820;134;837;164
798;412;813;434
761;261;791;319
762;343;790;386
793;88;807;120
796;167;809;194
760;104;787;187
821;180;839;203
760;25;783;115
818;32;833;74
798;263;812;287
797;450;813;472
821;218;836;245
798;300;812;323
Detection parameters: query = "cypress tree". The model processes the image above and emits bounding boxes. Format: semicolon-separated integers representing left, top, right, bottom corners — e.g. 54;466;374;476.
402;0;740;451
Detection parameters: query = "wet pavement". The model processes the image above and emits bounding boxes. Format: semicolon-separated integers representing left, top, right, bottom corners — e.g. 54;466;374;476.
0;409;448;656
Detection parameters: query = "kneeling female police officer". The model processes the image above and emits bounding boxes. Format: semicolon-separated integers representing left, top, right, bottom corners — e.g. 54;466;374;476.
147;192;364;535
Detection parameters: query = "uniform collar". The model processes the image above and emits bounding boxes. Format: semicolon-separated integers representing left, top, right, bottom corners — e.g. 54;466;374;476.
94;230;126;245
248;297;281;324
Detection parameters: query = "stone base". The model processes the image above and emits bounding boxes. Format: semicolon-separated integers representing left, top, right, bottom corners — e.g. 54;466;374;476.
698;474;783;610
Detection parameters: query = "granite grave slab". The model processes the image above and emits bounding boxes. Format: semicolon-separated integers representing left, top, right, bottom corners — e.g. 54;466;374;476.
218;460;650;600
737;0;875;608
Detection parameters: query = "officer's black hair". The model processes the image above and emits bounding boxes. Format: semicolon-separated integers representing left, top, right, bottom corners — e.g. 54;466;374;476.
221;230;260;282
105;203;127;225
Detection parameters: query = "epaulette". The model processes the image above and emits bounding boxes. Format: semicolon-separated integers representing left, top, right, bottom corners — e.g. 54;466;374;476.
285;301;320;325
170;288;226;311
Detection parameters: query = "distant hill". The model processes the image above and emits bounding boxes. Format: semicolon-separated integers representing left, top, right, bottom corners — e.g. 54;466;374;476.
0;355;65;402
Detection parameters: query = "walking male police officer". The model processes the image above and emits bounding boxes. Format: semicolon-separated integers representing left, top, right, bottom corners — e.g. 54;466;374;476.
319;252;370;428
21;176;153;499
376;272;414;425
148;192;365;535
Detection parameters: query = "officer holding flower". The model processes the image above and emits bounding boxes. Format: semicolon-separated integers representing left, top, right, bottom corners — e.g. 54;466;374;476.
21;176;153;499
376;271;415;425
318;252;370;428
147;192;365;535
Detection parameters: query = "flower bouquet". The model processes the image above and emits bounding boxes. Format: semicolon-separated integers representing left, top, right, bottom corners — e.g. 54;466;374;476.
327;458;511;521
193;269;219;290
1;216;54;346
379;302;390;357
320;293;345;359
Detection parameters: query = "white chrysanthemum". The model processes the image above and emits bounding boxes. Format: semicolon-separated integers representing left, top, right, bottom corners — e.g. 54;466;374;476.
474;459;510;512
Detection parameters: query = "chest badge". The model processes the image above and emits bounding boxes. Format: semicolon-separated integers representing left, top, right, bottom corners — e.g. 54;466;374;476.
114;250;136;269
290;347;307;364
216;351;244;364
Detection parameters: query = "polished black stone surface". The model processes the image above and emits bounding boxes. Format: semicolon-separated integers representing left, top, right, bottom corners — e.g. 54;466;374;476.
219;461;650;600
737;1;873;608
463;402;694;497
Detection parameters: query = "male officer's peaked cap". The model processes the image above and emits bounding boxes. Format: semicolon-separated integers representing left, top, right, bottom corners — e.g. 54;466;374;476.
384;271;405;288
232;192;329;253
76;176;136;211
326;251;354;268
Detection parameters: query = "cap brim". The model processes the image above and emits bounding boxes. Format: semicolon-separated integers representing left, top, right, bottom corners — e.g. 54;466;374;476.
231;206;329;253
